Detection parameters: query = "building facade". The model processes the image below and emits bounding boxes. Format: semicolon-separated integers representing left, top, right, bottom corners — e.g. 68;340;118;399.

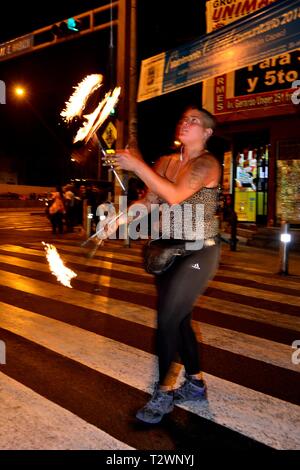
203;0;300;226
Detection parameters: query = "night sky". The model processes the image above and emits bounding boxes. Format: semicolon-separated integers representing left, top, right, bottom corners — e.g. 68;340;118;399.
0;1;204;185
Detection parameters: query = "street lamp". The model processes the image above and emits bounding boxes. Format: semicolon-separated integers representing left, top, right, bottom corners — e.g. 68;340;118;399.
14;86;26;97
12;84;69;160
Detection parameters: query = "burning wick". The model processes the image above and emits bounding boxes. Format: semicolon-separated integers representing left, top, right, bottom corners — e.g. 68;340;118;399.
42;242;77;288
60;74;121;145
60;74;103;124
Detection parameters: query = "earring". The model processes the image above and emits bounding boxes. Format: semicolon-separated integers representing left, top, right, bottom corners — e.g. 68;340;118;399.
180;145;184;162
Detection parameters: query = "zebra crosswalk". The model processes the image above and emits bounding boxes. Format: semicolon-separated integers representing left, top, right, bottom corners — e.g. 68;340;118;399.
0;235;299;450
0;212;50;232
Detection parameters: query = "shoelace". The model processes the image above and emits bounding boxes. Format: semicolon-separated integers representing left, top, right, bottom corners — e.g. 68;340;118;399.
147;389;171;410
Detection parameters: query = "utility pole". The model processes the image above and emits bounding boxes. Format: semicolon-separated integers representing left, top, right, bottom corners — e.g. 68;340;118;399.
128;0;138;150
115;0;138;151
116;0;131;149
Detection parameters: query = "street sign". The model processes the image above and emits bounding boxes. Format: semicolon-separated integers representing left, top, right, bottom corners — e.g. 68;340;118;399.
102;121;117;148
0;34;33;61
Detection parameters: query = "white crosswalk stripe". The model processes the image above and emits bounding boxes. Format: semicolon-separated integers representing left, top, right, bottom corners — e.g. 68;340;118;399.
0;222;299;449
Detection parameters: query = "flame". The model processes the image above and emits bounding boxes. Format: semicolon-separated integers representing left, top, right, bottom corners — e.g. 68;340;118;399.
74;86;121;144
60;74;103;123
73;95;107;143
42;242;77;288
61;73;121;144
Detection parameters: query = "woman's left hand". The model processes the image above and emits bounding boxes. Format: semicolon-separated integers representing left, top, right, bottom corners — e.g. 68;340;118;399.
114;148;143;172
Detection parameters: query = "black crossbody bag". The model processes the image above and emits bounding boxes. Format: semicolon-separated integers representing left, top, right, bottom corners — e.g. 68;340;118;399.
143;238;203;275
143;236;218;275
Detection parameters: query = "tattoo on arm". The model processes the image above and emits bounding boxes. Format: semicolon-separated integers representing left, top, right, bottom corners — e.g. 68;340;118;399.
188;158;212;190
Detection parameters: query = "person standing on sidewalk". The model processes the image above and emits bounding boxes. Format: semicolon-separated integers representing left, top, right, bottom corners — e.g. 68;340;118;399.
115;106;221;424
48;186;65;235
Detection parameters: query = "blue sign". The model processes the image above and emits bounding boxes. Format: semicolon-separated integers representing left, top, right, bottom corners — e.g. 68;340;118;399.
138;0;300;101
164;0;300;94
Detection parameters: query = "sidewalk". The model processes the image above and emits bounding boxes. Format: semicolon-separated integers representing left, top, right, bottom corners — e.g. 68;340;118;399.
220;240;300;277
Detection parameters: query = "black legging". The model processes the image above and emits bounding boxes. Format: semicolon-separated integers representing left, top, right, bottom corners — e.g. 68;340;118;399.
155;242;220;384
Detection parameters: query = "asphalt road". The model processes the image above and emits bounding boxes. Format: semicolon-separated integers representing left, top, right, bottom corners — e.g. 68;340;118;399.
0;209;299;450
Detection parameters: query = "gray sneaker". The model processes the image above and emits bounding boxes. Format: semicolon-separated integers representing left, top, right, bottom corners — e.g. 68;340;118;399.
136;383;174;424
174;376;207;403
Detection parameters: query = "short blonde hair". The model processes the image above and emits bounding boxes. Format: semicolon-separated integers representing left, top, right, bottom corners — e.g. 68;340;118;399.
184;106;217;131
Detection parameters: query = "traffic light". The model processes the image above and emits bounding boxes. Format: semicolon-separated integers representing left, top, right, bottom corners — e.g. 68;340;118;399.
51;18;81;38
67;18;80;32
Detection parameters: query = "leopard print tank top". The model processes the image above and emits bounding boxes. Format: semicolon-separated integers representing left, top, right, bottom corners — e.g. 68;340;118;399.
159;187;220;240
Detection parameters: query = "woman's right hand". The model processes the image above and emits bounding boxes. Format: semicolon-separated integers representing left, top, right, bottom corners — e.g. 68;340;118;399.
114;148;145;172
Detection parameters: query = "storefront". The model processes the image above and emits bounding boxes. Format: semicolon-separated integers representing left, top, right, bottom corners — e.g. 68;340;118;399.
216;113;300;226
203;0;300;226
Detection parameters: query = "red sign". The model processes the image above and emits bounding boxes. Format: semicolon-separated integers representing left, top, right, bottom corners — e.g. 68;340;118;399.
216;87;294;114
